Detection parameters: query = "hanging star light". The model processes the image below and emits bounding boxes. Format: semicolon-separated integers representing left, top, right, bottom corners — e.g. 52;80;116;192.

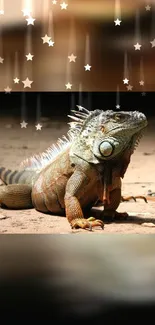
22;8;31;16
134;42;142;50
123;78;129;84
4;86;12;93
26;53;34;61
35;123;42;130
68;54;77;62
60;2;68;10
22;77;33;88
26;16;35;25
84;64;91;71
0;56;4;63
65;82;72;89
20;121;28;128
14;77;20;84
114;18;121;26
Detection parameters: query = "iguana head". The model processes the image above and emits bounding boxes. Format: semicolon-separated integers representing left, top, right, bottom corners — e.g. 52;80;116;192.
69;107;148;164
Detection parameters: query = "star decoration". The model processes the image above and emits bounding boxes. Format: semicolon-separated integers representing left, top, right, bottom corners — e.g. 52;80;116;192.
150;39;155;47
114;18;121;26
139;80;144;86
41;34;51;44
35;123;42;131
65;82;72;89
141;92;146;96
22;8;31;16
48;40;55;47
20;121;28;128
22;77;33;88
123;78;129;84
13;77;20;84
52;0;57;3
134;42;142;50
0;57;4;64
126;84;133;91
145;5;151;11
26;53;34;61
60;2;68;9
84;64;91;71
26;16;35;25
116;104;120;109
68;53;77;62
4;86;12;93
0;9;4;15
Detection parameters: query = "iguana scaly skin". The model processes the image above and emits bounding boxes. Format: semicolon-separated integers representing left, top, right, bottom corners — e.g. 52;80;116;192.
0;106;152;230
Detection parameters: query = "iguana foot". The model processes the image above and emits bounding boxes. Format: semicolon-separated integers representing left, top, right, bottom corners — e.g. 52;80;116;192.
101;211;128;222
121;195;148;203
70;217;104;231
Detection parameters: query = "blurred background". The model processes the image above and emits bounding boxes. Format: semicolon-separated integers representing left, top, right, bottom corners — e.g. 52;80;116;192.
0;0;155;117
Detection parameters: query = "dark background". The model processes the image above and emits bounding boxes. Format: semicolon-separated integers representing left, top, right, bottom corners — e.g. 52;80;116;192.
0;91;154;118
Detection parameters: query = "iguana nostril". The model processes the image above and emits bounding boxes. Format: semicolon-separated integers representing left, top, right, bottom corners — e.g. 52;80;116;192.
99;141;114;157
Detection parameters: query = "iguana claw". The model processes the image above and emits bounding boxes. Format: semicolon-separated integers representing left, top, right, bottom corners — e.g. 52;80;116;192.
71;217;104;231
121;195;148;203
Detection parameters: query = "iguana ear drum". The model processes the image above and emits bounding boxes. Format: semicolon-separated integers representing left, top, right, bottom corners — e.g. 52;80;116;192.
99;141;114;157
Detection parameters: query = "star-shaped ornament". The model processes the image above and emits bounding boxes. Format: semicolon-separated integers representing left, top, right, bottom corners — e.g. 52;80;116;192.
126;84;133;91
41;34;51;44
26;16;35;25
0;57;4;64
4;86;12;93
22;77;33;88
139;80;144;86
150;39;155;47
65;82;72;89
84;64;91;71
48;40;55;47
35;123;42;131
14;77;20;84
141;92;146;96
68;53;77;62
145;5;151;11
60;2;68;9
134;42;142;50
22;8;31;16
114;18;121;26
52;0;57;4
26;53;34;61
123;78;129;84
20;121;28;128
116;104;120;109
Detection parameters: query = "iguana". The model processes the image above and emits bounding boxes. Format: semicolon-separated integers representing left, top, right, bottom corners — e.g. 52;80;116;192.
0;106;153;230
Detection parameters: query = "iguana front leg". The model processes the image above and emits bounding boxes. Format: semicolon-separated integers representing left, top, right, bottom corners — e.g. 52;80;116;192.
64;169;104;230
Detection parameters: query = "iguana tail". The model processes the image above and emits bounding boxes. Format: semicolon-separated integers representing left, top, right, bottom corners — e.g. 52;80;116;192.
0;167;38;186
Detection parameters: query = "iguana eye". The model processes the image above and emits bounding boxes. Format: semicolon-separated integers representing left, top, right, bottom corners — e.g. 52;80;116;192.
99;141;114;157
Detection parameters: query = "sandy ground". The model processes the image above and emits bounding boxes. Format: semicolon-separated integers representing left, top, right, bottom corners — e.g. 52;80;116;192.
0;115;155;234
